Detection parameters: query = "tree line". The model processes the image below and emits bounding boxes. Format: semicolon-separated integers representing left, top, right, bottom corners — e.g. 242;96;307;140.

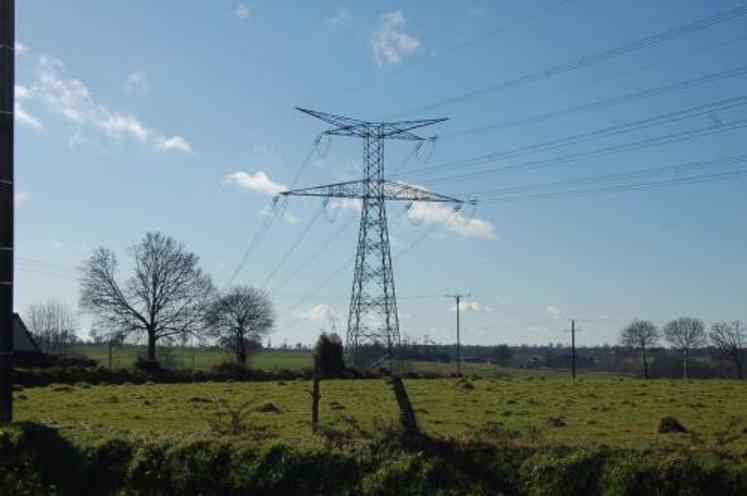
619;318;745;379
23;231;745;379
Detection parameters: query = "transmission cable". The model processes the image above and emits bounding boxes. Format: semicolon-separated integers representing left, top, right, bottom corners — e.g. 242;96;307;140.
441;65;747;140
388;4;747;117
224;137;319;289
338;0;578;99
268;214;357;294
410;118;747;188
463;155;747;197
478;169;747;203
396;94;747;180
259;204;326;290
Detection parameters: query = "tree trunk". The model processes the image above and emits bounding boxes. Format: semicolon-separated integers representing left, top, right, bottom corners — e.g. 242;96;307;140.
237;332;246;365
736;356;744;380
147;331;157;361
683;349;689;379
642;346;649;379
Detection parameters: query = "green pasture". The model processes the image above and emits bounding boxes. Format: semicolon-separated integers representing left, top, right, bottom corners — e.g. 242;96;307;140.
72;344;313;371
14;375;747;451
72;344;534;377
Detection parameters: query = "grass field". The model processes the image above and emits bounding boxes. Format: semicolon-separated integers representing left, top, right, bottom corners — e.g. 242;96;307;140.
14;375;747;452
71;344;529;377
72;344;314;371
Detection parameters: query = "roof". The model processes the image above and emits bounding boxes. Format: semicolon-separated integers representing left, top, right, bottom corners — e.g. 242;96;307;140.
13;313;42;354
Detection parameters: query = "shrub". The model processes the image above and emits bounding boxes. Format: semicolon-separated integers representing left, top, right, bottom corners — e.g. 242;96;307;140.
520;450;606;496
314;332;346;377
134;357;162;374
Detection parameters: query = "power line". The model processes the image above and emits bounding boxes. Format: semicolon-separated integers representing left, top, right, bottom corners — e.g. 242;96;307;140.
478;168;747;203
224;135;320;289
441;32;747;133
441;65;747;140
224;199;282;288
464;155;747;197
279;208;436;332
390;4;747;117
259;204;325;290
268;213;357;294
16;265;76;280
337;0;578;99
410;118;747;188
396;94;747;180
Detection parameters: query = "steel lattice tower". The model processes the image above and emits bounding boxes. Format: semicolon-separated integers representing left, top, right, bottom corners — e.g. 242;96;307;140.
281;108;469;370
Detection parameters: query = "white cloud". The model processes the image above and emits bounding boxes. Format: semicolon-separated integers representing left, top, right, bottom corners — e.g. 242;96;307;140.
371;11;419;67
15;85;32;101
29;53;191;152
260;205;298;224
68;132;90;149
155;135;193;153
225;170;287;196
461;301;483;312
15;102;44;131
406;201;496;239
99;113;150;141
328;182;494;238
124;71;150;93
304;304;339;322
451;300;483;313
546;305;565;319
327;8;352;26
236;3;251;20
15;42;29;56
51;239;65;250
14;84;45;131
14;190;29;205
329;197;362;213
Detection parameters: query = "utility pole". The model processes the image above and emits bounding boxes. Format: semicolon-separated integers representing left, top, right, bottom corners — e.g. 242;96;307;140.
281;108;471;373
565;318;579;380
0;0;15;424
446;292;469;376
571;319;576;379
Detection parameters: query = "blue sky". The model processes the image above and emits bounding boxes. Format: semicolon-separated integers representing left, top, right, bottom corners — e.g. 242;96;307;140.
13;0;747;346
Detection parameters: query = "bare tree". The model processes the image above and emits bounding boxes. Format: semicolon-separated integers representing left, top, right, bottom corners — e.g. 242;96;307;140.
620;320;659;379
662;317;706;379
79;232;214;363
25;300;77;355
204;286;274;365
710;321;745;379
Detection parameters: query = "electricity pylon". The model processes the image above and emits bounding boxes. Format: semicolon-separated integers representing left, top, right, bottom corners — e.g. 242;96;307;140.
281;108;471;372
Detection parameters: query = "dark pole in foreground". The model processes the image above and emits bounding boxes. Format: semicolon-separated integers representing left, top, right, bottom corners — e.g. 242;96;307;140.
571;319;576;380
0;0;14;424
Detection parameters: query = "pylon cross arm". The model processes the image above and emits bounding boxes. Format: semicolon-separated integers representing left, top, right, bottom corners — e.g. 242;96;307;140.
280;179;472;205
296;107;448;141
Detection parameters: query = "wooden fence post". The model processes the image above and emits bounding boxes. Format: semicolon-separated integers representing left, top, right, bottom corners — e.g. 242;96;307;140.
391;376;419;436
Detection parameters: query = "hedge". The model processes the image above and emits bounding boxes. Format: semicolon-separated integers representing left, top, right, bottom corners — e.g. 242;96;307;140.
2;423;746;495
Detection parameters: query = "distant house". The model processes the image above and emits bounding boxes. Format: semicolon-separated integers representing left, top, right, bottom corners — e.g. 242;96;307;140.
12;313;96;368
13;313;42;356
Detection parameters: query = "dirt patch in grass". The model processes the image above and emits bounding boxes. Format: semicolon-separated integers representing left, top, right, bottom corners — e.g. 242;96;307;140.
547;416;567;428
256;401;281;413
656;416;688;434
